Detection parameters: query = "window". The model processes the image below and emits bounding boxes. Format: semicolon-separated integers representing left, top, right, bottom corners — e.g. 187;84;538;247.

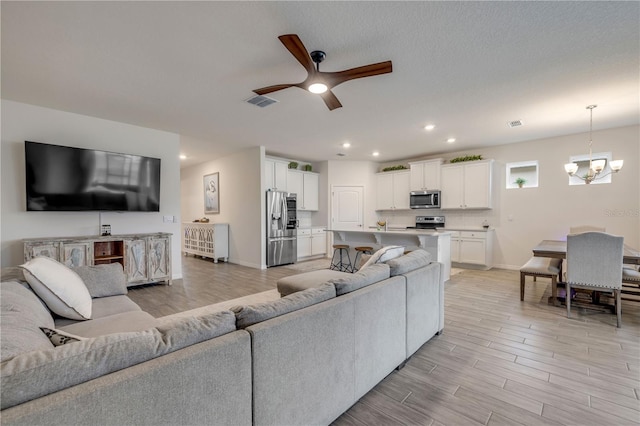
568;151;612;185
506;161;538;189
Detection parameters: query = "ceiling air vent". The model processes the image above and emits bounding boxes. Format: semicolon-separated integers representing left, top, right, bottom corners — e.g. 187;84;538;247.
508;120;523;128
246;95;278;108
336;153;346;157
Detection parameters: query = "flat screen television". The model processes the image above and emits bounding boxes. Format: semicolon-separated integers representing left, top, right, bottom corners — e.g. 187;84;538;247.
25;141;161;212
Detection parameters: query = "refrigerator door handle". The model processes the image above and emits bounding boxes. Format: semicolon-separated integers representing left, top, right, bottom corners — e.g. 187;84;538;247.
281;197;288;228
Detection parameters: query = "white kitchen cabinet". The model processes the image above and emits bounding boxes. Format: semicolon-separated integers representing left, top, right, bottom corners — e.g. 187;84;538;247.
449;230;493;269
297;227;326;260
376;171;410;210
440;160;493;209
287;170;319;211
297;228;312;258
265;158;288;192
409;159;442;191
311;228;326;255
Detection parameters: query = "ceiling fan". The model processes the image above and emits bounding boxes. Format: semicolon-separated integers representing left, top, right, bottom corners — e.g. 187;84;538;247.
253;34;393;111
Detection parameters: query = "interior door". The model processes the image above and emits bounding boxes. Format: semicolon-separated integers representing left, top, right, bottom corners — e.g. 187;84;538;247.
332;186;364;230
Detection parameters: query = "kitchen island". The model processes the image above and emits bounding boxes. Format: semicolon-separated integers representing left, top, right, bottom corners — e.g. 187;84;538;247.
327;228;451;281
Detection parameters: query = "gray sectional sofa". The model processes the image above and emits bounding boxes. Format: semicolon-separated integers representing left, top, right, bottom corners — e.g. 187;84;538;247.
1;249;444;426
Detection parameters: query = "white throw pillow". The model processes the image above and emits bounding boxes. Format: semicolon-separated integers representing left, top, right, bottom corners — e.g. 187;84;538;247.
359;245;405;270
20;257;92;320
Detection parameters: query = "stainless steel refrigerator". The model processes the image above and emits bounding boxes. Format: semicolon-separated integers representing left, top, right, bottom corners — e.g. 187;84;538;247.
266;191;297;267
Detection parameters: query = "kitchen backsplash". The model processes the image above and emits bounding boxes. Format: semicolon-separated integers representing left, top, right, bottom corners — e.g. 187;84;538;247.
376;209;498;229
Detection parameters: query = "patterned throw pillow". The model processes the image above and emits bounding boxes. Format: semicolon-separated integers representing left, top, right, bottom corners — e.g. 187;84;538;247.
40;327;85;346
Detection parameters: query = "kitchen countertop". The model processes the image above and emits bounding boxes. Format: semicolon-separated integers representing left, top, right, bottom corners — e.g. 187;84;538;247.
327;228;451;237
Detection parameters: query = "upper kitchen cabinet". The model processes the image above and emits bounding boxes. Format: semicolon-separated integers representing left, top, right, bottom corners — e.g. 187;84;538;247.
409;159;442;191
440;159;493;209
287;170;319;211
376;171;410;210
265;158;288;192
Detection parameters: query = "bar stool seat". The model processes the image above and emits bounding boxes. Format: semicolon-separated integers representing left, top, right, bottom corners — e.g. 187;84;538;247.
330;244;353;273
520;257;562;305
353;246;374;272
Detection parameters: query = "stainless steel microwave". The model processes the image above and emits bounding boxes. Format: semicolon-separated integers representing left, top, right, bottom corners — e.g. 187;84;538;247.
410;190;441;209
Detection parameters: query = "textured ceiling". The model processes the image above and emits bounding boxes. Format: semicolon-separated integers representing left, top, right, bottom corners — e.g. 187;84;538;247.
2;1;638;168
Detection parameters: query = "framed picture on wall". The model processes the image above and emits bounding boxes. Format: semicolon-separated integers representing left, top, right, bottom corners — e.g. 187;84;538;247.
204;172;219;214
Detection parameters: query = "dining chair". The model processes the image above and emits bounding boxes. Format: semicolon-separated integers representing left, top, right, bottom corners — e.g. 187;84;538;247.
569;225;606;234
566;232;624;327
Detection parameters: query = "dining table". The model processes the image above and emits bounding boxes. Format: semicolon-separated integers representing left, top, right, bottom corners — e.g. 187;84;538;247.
532;240;640;265
532;239;640;305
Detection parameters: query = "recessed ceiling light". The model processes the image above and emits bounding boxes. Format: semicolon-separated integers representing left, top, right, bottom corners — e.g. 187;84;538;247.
342;142;351;148
372;151;380;157
446;138;456;143
179;154;187;160
424;124;435;131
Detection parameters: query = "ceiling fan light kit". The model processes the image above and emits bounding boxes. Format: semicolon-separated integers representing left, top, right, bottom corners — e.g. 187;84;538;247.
253;34;392;110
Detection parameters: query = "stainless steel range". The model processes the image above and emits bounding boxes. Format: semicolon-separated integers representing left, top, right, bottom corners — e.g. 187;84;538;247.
407;216;445;230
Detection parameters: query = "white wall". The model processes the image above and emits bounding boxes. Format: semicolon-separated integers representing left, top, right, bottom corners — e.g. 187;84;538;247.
1;101;183;277
377;125;639;269
180;146;263;268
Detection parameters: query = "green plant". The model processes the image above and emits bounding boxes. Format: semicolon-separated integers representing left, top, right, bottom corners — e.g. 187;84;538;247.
449;155;483;163
514;177;526;187
288;161;298;169
381;165;408;172
302;164;312;172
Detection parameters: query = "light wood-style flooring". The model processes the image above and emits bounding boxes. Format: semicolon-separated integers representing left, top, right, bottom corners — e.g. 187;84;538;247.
128;257;640;426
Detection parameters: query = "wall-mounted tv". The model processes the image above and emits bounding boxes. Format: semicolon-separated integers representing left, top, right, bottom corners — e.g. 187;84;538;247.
25;141;161;212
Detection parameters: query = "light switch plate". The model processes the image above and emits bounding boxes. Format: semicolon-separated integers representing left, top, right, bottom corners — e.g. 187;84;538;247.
163;215;173;223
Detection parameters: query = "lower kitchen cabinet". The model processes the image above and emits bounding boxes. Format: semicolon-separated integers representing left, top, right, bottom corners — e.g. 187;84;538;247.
450;230;493;269
297;227;327;260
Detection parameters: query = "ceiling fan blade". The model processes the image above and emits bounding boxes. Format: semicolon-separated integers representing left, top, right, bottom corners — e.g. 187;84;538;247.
278;34;315;74
253;84;296;96
320;90;342;111
323;61;392;88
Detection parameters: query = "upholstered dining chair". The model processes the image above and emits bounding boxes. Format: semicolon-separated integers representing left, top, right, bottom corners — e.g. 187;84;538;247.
566;232;624;327
569;225;606;234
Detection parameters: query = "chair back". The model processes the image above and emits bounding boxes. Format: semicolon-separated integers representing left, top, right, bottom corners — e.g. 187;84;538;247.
569;225;606;234
567;232;623;289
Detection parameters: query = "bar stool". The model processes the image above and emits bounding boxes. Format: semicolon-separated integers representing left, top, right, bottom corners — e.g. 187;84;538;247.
330;244;353;273
353;246;374;272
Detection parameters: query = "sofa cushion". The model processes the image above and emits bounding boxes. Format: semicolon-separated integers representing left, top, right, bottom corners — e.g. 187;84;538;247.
20;257;92;320
40;327;86;346
155;310;237;353
329;263;391;296
0;329;164;410
73;263;128;298
386;249;432;276
1;281;56;362
0;267;27;283
58;311;157;338
360;245;405;270
232;283;336;328
277;269;349;296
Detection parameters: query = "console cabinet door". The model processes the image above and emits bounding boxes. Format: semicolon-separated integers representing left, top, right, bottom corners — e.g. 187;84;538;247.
125;239;149;283
62;242;93;268
24;242;61;262
148;236;171;281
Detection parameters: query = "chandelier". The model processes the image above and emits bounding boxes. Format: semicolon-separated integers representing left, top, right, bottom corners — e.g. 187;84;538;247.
564;105;623;184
